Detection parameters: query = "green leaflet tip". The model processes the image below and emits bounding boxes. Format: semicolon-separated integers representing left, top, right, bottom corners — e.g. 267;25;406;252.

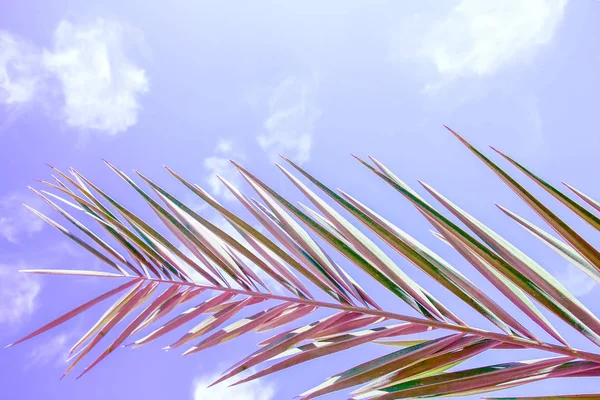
490;147;512;161
445;126;459;136
103;160;120;172
164;165;179;176
442;124;452;131
443;124;469;143
353;154;371;166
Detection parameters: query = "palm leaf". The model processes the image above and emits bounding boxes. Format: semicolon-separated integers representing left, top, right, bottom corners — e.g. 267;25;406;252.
7;127;600;398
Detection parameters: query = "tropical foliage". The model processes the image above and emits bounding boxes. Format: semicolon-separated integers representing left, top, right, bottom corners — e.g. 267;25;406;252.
8;127;600;398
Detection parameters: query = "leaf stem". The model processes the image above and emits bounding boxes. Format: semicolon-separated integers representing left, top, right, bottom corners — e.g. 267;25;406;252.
130;276;600;364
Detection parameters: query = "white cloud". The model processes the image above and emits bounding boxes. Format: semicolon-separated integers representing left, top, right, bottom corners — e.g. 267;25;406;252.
0;32;42;105
258;76;321;164
0;19;148;135
392;0;567;88
25;333;71;368
204;139;244;201
193;370;276;400
43;19;149;134
216;139;234;154
557;264;596;297
0;193;45;244
0;264;41;326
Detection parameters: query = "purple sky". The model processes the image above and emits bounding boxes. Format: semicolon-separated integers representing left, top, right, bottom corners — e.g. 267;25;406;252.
1;1;599;399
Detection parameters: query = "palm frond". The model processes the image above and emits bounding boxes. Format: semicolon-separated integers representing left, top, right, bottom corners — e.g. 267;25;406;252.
7;128;600;398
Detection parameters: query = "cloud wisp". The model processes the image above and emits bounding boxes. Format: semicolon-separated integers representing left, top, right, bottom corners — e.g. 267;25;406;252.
193;369;276;400
0;18;149;135
43;19;149;134
557;263;596;297
258;76;321;164
0;263;41;328
0;32;43;106
203;139;244;202
25;332;72;369
0;192;45;244
391;0;568;89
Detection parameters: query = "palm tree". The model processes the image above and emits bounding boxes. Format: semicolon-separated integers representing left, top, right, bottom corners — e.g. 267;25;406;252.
7;127;600;399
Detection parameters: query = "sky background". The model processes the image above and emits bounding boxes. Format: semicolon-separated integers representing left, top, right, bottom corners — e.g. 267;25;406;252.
1;1;600;399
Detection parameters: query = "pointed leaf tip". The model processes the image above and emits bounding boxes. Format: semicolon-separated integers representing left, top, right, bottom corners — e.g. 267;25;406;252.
208;377;223;388
230;160;243;168
444;124;465;138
